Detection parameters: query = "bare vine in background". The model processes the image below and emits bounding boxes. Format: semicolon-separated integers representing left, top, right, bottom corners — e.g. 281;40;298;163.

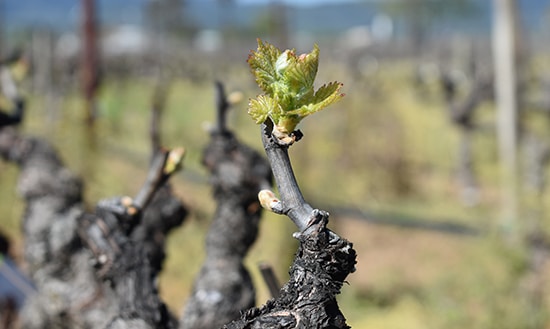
77;78;188;328
180;81;272;329
439;56;492;206
135;73;188;275
78;147;185;329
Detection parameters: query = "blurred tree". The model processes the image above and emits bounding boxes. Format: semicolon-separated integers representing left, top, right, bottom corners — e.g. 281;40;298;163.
380;0;478;53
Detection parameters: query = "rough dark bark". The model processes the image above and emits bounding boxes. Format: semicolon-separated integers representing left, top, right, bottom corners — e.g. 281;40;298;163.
180;82;272;329
0;126;118;329
78;149;184;329
133;182;188;273
223;120;357;329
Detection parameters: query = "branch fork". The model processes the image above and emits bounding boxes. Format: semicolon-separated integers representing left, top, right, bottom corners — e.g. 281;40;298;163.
79;147;185;277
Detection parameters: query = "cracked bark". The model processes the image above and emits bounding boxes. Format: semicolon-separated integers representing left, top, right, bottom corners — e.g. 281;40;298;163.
79;75;188;329
78;149;184;329
180;82;272;329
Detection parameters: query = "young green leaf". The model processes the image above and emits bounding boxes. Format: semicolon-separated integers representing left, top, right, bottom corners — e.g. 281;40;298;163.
247;39;344;145
248;95;277;124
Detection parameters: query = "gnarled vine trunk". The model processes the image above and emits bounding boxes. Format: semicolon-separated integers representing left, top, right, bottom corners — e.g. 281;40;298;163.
0;126;118;329
180;82;272;329
78;148;185;329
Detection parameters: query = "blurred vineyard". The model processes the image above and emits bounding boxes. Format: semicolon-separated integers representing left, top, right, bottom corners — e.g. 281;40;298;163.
3;0;550;328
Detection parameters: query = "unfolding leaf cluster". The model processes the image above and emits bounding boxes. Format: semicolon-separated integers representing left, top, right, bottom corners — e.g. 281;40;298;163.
247;39;344;142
